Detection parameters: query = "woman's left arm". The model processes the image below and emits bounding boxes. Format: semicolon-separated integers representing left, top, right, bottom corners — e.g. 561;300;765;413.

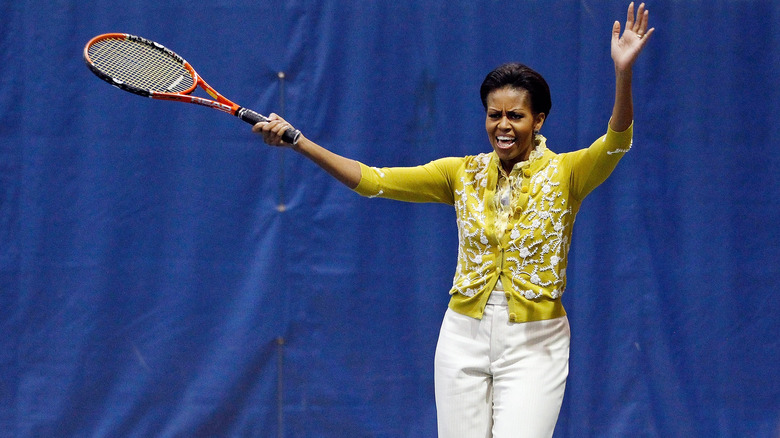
609;2;655;132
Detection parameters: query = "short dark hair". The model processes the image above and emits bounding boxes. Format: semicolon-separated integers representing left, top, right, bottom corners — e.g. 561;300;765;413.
479;63;552;117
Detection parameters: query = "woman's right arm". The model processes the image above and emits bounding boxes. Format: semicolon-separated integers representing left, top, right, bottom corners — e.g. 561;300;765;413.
253;113;362;189
255;113;457;204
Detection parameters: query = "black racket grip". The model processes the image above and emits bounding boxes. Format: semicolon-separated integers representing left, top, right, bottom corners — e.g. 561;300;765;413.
238;108;301;145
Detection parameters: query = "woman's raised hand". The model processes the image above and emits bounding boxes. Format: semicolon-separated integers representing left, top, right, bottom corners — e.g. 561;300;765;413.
611;2;654;72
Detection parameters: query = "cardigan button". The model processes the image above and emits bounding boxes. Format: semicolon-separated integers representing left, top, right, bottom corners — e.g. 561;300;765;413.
521;186;529;193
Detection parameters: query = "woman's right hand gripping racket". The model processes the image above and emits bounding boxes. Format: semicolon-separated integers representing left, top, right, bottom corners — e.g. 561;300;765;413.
83;33;301;145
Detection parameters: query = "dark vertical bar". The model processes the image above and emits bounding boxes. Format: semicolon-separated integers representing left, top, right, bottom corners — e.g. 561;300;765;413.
276;336;285;438
276;70;288;437
276;71;287;438
276;71;287;213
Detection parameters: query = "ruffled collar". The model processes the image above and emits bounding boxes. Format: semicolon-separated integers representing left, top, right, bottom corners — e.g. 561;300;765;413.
497;134;549;176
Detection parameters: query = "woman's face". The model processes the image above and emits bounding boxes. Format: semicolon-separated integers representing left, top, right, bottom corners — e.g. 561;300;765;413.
485;86;545;173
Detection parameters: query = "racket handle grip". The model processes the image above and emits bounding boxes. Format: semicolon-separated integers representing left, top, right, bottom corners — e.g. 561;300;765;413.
238;108;301;145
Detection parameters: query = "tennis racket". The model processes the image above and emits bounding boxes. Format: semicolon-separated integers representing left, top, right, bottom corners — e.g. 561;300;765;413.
83;33;301;144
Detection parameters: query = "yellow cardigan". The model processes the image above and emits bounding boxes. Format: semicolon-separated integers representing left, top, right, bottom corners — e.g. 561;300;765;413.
353;124;633;322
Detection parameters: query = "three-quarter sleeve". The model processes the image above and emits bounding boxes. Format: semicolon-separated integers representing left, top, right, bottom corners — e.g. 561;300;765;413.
352;157;464;205
566;122;633;201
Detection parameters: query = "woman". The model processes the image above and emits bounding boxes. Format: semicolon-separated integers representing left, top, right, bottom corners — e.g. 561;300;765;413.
255;3;653;436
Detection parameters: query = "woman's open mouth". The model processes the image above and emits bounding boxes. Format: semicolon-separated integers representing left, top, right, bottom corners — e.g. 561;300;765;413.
496;136;516;150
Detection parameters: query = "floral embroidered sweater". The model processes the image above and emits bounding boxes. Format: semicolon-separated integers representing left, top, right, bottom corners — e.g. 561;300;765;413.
353;123;633;322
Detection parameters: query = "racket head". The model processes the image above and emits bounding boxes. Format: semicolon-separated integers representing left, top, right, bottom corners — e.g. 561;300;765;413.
84;33;198;98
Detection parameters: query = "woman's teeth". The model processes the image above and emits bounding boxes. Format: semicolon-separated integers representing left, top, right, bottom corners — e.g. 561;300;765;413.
497;136;515;148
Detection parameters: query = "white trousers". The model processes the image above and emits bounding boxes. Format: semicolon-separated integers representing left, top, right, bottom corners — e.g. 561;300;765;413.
434;291;570;438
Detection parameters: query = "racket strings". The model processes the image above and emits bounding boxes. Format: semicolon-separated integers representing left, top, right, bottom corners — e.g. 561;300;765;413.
88;37;194;93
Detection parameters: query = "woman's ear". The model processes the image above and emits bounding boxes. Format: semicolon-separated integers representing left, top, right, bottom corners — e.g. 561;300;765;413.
534;113;546;132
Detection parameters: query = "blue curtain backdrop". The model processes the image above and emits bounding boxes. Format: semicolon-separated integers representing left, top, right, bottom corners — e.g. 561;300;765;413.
1;0;779;436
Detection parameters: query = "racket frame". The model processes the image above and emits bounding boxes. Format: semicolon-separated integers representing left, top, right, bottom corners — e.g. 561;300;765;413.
84;33;300;143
